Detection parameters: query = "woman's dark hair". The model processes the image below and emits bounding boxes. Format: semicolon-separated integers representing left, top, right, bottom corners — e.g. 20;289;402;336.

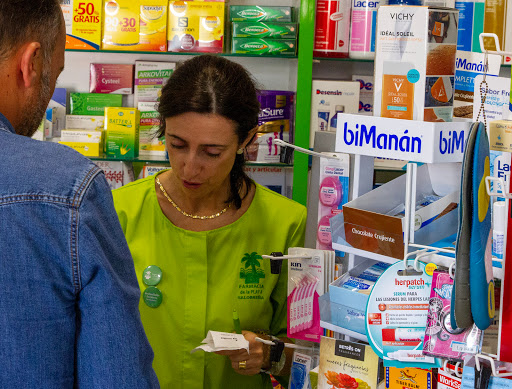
157;55;260;209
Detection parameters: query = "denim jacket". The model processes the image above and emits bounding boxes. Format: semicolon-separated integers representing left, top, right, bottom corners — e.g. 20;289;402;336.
0;113;159;388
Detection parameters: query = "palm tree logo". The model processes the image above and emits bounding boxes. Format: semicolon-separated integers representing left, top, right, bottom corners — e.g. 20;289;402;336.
240;252;265;284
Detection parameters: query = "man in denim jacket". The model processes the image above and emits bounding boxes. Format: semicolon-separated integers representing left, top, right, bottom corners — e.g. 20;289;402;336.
0;1;159;387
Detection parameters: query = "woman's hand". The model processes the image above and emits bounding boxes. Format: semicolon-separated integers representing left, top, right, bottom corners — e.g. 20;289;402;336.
215;331;268;376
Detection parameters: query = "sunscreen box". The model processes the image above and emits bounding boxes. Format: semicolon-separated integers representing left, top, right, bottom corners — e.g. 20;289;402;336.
90;63;134;94
231;38;296;56
229;6;293;22
102;0;168;51
167;1;225;53
105;107;140;159
70;93;123;116
61;0;103;50
134;61;176;105
66;115;105;131
231;22;297;39
374;6;459;122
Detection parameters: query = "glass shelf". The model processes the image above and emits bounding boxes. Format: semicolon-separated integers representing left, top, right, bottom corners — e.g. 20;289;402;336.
66;49;298;60
313;56;374;63
89;154;293;168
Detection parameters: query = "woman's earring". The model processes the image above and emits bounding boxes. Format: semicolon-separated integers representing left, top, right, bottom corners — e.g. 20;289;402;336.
236;148;244;155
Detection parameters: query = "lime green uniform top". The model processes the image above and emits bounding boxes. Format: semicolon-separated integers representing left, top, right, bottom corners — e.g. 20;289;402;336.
113;171;307;389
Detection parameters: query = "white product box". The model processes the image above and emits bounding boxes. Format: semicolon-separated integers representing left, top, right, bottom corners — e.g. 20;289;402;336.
95;161;134;190
138;102;166;157
66;115;105;131
246;131;290;163
48;88;66;138
134;61;176;106
437;370;462;389
331;163;461;259
45;108;56;139
335;114;471;163
139;165;169;179
352;75;374;116
244;165;292;197
374;6;459;122
60;129;103;143
453;51;501;121
310;80;359;147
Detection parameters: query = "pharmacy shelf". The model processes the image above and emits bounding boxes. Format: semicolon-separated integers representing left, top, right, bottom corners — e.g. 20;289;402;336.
66;49;298;60
313;57;373;63
320;320;368;342
332;242;400;265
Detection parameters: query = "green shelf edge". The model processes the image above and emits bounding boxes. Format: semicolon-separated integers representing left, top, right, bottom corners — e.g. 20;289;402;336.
292;0;315;207
66;49;297;60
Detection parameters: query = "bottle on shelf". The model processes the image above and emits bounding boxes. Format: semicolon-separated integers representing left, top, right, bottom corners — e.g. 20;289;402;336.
313;0;351;58
349;0;382;60
329;105;345;131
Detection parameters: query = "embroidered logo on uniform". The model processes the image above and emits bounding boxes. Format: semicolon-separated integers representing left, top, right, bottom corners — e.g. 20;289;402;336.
240;252;265;284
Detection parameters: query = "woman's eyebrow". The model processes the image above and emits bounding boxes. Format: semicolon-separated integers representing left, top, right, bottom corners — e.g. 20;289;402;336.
167;134;228;148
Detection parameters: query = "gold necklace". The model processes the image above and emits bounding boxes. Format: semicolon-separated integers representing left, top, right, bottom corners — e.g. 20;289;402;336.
156;176;230;220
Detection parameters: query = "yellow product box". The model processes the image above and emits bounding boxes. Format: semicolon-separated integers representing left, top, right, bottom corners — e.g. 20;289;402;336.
490;120;512;152
61;129;103;144
105;107;140;159
102;0;168;51
59;141;101;157
61;0;103;50
385;367;432;389
167;1;225;53
103;0;141;48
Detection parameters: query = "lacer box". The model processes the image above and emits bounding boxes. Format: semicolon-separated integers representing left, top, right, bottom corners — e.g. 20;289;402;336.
332;163;460;259
335;114;471;164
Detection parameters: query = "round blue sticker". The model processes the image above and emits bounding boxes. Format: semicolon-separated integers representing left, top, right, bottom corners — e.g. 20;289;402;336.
407;69;420;84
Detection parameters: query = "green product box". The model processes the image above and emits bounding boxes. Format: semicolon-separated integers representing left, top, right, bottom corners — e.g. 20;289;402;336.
105;107;140;160
231;22;297;39
70;93;123;116
229;6;293;22
231;38;296;56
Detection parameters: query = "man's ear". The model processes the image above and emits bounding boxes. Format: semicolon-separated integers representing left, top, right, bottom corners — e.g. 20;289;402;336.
19;42;42;88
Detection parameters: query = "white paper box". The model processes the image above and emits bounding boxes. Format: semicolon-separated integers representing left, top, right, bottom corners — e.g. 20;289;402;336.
335;113;472;163
95;161;134;190
66;115;105;131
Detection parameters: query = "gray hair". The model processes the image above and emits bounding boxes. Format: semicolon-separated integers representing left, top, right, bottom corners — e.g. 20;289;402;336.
0;0;62;65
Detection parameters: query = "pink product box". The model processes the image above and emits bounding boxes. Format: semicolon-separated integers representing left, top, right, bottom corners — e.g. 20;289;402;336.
90;64;134;95
423;270;483;361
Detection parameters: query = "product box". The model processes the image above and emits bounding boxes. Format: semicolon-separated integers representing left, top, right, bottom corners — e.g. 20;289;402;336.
134;61;176;105
454;0;485;52
313;0;351;58
257;90;295;134
231;22;297;39
66;115;105;131
244;165;292;198
385;367;433;389
331;163;461;259
489;120;512;153
334;114;472;164
352;75;374;116
139;164;169;179
310;80;359;147
231;38;296;56
90;64;134;94
58;141;101;157
61;0;103;50
96;161;135;190
318;338;379;389
32;119;44;141
138;102;166;157
60;129;103;143
69;93;123;116
374;6;459;122
453;51;502;120
105;107;140;159
230;6;293;22
167;1;225;53
48;88;67;138
44;108;56;139
437;367;462;389
103;0;140;48
246;132;289;163
482;0;507;53
102;0;168;51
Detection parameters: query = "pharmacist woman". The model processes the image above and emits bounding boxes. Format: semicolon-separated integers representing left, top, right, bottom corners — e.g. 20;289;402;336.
113;55;307;389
